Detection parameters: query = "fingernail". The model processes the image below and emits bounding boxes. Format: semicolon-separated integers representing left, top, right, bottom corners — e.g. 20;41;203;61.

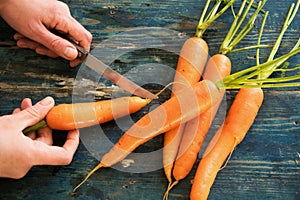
36;48;45;55
40;97;54;106
64;47;78;59
17;40;25;47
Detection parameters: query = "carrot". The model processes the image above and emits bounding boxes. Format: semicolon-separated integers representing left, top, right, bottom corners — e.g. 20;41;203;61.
163;55;232;200
173;54;231;182
163;0;235;186
73;79;221;192
23;96;151;134
190;86;264;200
190;1;299;199
163;35;208;184
163;1;266;199
162;54;231;200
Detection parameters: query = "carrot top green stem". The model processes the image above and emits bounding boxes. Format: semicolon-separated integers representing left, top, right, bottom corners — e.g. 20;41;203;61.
203;0;222;23
259;0;300;79
217;47;300;89
221;0;250;51
220;0;267;54
256;11;269;65
23;120;47;135
246;0;267;14
228;44;272;54
228;0;265;49
268;1;299;62
195;0;237;37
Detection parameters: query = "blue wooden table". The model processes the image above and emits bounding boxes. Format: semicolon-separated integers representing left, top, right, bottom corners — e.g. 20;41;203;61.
0;0;299;199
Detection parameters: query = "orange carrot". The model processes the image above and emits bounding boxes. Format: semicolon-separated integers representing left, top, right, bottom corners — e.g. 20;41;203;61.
175;54;230;180
190;87;264;200
188;2;299;198
163;1;267;198
162;54;231;199
73;79;221;192
47;96;151;130
171;37;208;93
163;36;208;184
163;0;237;186
23;96;151;134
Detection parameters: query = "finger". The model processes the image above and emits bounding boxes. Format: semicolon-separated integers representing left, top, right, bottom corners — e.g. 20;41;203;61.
12;98;32;114
61;18;92;52
70;58;83;67
32;130;80;166
13;96;55;130
27;132;37;140
35;26;79;60
20;98;36;137
35;46;59;58
13;108;21;114
21;98;32;110
36;127;53;146
21;98;36;138
17;38;41;50
13;33;26;40
53;1;92;51
16;38;59;58
38;16;92;60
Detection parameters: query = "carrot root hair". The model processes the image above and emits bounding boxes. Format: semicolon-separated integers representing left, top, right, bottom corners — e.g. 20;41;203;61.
162;181;179;200
219;137;237;171
73;163;104;193
155;81;188;97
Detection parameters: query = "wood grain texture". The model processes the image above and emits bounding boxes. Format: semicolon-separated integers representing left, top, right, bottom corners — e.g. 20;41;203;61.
0;0;299;199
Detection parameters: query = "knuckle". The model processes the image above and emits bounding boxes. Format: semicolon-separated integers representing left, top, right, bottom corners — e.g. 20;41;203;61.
48;38;63;52
25;106;41;119
87;32;93;42
12;171;27;179
62;155;73;165
58;1;70;12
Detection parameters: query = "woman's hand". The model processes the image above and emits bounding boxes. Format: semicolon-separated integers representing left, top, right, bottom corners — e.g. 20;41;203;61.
0;0;92;67
0;97;80;179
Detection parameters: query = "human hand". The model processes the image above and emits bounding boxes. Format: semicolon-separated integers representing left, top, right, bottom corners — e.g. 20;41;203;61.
0;97;80;179
0;0;92;67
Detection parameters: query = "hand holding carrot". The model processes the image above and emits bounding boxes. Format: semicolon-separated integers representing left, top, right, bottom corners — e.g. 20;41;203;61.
0;97;79;179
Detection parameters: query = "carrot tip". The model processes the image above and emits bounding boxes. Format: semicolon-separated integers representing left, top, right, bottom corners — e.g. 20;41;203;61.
72;163;104;192
162;181;179;200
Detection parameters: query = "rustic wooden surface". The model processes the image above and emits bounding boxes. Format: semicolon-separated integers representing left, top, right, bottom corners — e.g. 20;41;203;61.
0;0;299;199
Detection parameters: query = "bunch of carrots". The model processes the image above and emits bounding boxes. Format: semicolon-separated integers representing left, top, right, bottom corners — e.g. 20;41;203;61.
23;0;300;199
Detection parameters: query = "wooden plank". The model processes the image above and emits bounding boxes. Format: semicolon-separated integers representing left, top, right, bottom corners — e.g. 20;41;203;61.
0;0;299;199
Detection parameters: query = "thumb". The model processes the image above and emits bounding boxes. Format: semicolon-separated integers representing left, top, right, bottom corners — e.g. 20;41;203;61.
15;97;55;130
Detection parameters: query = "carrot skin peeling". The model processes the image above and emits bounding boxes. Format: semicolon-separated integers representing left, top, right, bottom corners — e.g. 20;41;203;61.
46;96;151;130
163;37;208;183
190;87;264;200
